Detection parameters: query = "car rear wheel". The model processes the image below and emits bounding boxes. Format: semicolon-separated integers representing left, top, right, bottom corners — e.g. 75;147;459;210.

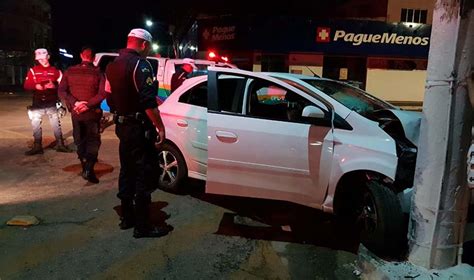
157;143;187;193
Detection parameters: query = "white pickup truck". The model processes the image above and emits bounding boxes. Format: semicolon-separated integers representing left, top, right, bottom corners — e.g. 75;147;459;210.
93;53;236;107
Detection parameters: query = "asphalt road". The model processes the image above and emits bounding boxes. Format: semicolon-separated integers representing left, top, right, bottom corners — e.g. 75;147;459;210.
0;93;361;279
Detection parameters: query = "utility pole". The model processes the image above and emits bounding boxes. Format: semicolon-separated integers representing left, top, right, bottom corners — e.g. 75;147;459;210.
408;0;473;269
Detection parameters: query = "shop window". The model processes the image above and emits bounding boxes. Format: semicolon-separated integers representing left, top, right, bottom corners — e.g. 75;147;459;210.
401;8;428;24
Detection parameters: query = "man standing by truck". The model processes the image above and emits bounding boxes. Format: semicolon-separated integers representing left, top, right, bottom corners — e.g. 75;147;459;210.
59;47;107;184
24;48;71;155
170;58;196;92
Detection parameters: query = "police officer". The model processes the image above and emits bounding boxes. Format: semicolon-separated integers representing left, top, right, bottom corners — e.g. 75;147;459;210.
105;28;168;238
24;48;71;155
59;47;107;184
170;58;196;93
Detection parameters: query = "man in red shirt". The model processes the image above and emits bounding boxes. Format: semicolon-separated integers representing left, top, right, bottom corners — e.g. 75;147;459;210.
24;48;71;155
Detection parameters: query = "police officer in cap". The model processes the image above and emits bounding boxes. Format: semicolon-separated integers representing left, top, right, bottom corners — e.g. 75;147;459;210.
105;28;168;238
24;48;71;155
170;58;197;93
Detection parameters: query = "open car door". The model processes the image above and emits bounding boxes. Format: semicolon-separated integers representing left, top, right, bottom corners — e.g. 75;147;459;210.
206;67;334;208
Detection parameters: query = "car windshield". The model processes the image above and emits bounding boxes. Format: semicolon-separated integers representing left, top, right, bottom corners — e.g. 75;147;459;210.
302;79;394;115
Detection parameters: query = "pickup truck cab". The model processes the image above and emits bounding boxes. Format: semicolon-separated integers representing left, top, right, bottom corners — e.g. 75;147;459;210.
93;53;236;107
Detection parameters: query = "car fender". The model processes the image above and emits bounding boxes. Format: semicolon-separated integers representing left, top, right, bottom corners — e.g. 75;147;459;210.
322;139;398;213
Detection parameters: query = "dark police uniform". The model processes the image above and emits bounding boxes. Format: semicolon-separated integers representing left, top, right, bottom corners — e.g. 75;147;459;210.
58;61;106;183
105;48;160;235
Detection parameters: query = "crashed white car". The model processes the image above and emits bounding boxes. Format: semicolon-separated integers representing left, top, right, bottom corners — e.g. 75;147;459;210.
157;67;421;254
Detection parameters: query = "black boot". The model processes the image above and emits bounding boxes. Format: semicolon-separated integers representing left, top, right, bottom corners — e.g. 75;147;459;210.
25;142;43;155
133;202;169;238
79;158;86;176
119;200;135;230
56;139;72;153
82;160;99;184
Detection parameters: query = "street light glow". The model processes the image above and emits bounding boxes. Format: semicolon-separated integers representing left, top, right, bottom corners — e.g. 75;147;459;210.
152;43;159;51
179;45;183;50
146;20;153;27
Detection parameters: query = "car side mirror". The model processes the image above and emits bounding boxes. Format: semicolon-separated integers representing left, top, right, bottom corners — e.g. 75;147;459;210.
302;105;325;119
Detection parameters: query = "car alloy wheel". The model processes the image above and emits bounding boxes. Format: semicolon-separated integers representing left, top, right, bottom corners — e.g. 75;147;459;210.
357;181;404;256
156;142;187;193
159;150;178;185
357;191;378;235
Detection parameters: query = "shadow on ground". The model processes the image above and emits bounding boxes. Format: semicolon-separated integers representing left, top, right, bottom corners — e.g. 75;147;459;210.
171;179;361;253
63;162;114;178
112;201;173;232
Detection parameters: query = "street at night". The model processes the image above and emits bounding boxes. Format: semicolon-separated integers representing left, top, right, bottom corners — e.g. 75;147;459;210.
1;0;474;279
0;92;361;279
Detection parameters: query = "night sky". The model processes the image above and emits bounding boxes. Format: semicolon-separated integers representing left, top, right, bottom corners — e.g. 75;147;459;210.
51;0;176;55
49;0;380;57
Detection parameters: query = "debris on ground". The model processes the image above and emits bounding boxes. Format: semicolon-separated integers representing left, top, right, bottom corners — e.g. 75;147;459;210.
6;215;40;226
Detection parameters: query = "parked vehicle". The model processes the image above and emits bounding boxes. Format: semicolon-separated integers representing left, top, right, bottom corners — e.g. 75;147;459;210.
93;53;236;103
93;53;236;131
158;67;422;254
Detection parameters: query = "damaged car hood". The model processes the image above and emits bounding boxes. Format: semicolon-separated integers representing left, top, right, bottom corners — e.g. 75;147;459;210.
387;109;423;146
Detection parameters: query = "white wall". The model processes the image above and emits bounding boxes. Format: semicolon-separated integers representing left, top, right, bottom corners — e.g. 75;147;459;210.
387;0;435;23
366;69;427;102
253;64;262;72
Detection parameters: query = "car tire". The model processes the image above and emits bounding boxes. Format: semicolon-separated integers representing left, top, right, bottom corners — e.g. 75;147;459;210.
157;142;187;193
356;181;404;256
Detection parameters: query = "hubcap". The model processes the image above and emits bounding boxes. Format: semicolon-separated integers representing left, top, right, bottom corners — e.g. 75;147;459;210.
357;192;378;234
158;150;178;185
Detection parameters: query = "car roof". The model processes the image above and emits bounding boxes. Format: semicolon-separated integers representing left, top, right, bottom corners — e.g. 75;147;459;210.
265;72;329;81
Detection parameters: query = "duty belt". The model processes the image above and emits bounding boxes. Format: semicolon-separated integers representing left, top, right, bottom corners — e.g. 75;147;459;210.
113;112;145;124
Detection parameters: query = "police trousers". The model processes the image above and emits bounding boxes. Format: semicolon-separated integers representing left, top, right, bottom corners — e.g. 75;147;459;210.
115;121;159;207
72;117;101;162
27;106;63;143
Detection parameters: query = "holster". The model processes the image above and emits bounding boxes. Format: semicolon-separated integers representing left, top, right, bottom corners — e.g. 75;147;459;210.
26;106;33;120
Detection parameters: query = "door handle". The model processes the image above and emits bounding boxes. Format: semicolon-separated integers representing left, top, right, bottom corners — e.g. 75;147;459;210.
177;119;188;127
216;131;238;143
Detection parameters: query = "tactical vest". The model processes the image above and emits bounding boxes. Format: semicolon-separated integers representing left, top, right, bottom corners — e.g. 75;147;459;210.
105;49;141;115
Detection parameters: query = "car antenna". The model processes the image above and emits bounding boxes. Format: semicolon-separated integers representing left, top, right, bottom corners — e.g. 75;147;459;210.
305;66;319;77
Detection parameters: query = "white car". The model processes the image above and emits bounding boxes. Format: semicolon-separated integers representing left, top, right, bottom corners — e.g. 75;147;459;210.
158;67;421;254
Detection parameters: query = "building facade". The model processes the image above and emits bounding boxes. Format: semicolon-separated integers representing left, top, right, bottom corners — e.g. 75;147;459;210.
185;0;435;106
0;0;52;88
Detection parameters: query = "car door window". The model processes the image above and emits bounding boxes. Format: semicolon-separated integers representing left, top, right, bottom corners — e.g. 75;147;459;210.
247;79;329;125
215;75;247;114
98;55;116;72
178;82;208;108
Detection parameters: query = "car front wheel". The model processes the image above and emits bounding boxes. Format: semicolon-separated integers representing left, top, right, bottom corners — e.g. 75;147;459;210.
356;181;405;256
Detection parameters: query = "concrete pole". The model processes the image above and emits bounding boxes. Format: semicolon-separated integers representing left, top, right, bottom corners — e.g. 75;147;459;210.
408;0;473;269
